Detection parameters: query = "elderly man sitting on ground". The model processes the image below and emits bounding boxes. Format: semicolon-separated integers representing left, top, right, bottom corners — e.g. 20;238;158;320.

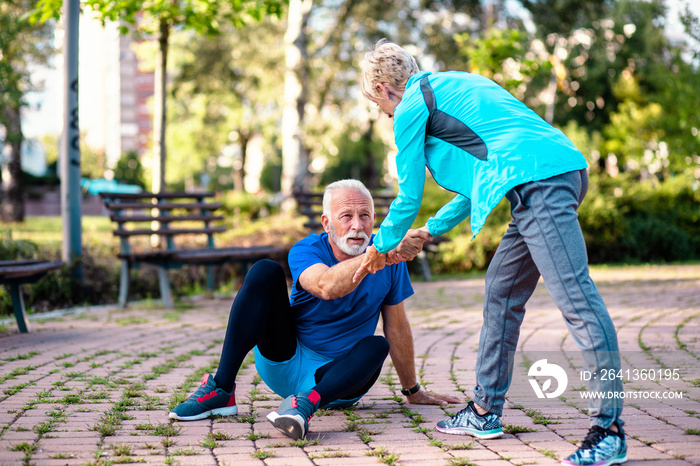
169;179;458;440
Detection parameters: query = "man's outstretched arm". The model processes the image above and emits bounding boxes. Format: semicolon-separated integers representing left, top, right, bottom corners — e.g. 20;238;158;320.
381;302;461;406
300;228;430;300
298;254;369;301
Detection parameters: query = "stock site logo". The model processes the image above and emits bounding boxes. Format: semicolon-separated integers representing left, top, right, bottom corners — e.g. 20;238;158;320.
528;359;568;399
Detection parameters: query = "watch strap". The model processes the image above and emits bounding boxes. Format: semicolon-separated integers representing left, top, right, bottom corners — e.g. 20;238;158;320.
400;383;421;396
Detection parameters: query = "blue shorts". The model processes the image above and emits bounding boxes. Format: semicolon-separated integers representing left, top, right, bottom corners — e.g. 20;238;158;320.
254;341;363;409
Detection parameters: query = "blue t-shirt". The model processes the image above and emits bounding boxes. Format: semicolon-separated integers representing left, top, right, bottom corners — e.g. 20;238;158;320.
288;233;414;358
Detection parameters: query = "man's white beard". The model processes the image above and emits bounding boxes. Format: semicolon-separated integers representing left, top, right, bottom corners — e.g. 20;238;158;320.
328;223;370;256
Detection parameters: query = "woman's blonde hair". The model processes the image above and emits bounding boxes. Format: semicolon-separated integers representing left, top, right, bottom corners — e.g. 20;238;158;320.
361;39;420;101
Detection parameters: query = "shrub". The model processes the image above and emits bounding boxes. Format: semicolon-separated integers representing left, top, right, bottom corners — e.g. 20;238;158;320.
219;191;277;221
580;172;700;263
416;171;699;274
0;216;271;317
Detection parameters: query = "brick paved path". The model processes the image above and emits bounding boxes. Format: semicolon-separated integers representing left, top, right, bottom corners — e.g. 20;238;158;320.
1;264;698;465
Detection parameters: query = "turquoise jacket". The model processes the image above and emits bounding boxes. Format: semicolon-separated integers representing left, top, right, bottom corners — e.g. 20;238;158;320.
373;71;588;253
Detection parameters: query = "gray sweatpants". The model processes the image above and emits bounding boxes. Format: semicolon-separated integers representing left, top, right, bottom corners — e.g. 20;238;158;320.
471;169;623;428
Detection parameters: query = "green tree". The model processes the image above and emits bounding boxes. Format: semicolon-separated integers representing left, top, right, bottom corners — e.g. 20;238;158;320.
319;122;386;188
280;0;492;196
167;17;285;192
679;2;699;61
518;0;611;37
454;27;551;103
113;151;146;189
79;137;106;179
0;0;53;221
34;0;285;194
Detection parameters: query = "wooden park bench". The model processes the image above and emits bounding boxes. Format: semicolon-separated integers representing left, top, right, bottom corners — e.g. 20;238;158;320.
100;192;285;309
293;190;449;280
0;259;64;333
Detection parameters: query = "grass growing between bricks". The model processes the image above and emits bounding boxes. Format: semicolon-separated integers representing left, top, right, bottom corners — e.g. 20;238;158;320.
524;408;560;425
367;446;400;465
309;447;350;459
2;351;39;362
9;442;38;466
503;424;537;434
252;449;275;459
0;365;36;384
2;265;698;465
199;431;231;449
447;459;476;466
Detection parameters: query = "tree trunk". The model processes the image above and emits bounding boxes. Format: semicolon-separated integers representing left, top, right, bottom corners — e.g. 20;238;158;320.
544;63;558;124
545;40;564;125
361;120;379;190
281;0;313;197
1;104;25;222
151;18;170;194
233;132;249;192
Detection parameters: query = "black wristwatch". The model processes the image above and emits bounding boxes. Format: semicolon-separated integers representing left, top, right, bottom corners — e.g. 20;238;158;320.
401;383;421;396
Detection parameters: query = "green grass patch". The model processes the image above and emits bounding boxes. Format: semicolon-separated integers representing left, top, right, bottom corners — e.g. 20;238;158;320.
144;353;193;382
3;351;39;362
524;408;559;425
309;448;350;459
59;393;84;405
367;446;400;465
112;444;133;456
445;442;474;450
0;365;36;384
251;450;275;459
503;424;537;434
4;382;33;396
152;422;181;437
115;316;150;326
171;448;200;456
537;448;559;459
448;459;476;466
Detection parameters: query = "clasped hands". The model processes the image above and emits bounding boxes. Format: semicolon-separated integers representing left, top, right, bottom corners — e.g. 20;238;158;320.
352;227;432;283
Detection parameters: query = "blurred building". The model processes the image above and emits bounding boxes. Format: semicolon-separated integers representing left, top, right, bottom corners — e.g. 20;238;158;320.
21;8;154;176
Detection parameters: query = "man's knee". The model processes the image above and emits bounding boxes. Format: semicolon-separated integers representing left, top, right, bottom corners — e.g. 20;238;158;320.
360;335;390;358
244;259;285;287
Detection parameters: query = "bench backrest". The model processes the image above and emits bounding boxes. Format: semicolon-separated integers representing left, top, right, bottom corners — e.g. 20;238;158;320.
99;192;225;255
293;190;396;233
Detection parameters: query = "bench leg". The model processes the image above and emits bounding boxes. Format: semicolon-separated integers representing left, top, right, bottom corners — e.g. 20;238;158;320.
206;265;215;291
417;251;432;281
119;260;130;308
9;284;30;333
157;266;174;309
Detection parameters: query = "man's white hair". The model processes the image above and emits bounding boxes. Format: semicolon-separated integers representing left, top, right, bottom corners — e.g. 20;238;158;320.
322;179;374;216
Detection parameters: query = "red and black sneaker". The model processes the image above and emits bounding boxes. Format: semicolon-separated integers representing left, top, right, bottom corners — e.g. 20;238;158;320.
169;373;237;421
266;390;320;440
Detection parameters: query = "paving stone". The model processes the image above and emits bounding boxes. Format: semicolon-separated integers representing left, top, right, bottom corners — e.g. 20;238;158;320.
0;265;699;465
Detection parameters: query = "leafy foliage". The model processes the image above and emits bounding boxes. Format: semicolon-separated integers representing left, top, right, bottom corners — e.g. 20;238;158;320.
319;124;387;189
166;16;285;191
33;0;285;34
6;0;699;284
579;172;700;263
114;151;146;189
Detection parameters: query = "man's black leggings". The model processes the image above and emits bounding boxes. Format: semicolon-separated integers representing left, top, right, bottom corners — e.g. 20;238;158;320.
214;259;389;407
